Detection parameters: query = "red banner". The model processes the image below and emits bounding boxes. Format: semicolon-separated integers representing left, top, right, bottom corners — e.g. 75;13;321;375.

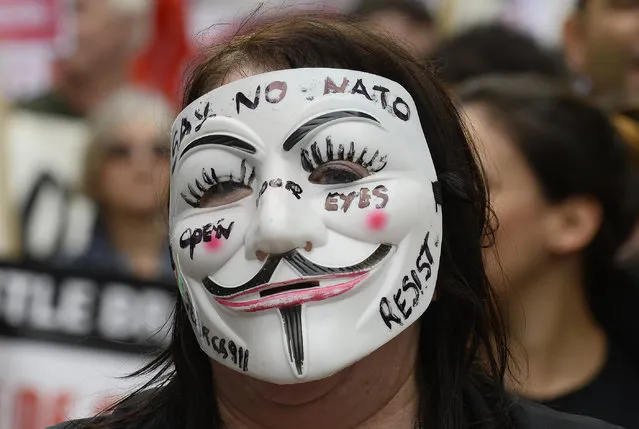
131;0;195;106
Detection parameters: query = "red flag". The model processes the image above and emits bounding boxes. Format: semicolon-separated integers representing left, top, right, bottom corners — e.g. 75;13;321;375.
130;0;195;106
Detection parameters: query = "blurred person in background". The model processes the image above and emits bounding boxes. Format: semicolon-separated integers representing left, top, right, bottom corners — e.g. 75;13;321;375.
432;24;566;86
460;75;639;428
17;0;151;118
563;0;639;106
350;0;439;58
564;0;639;282
54;87;174;281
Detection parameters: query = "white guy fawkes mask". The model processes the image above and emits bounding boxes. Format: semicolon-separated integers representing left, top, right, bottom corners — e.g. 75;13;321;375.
169;68;442;384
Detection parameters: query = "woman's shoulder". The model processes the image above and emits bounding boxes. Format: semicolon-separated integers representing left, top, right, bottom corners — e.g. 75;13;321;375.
468;382;623;429
511;397;624;429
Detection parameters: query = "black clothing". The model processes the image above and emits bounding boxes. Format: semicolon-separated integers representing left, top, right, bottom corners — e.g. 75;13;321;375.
51;216;175;283
49;387;622;429
593;269;639;366
540;341;639;429
511;399;622;429
17;90;82;118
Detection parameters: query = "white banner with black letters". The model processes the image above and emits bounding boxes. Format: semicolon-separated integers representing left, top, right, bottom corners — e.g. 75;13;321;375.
0;260;176;429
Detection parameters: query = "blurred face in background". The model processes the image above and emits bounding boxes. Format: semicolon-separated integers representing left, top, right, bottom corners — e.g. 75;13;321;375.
564;0;639;101
97;121;169;217
463;104;552;293
363;10;438;57
56;0;140;77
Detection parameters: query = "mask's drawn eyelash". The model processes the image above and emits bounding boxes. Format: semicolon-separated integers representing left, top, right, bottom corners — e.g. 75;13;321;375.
181;159;256;208
301;137;388;174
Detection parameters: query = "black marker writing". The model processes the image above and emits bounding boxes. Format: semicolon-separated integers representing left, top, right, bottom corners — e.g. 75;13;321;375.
372;85;390;108
392;97;410;121
380;232;434;329
323;77;411;121
236;80;289;114
173;117;193;173
194;102;215;132
170;130;180;173
258;179;304;203
171;130;180;158
173;77;412;160
180;117;192;143
379;297;402;328
180;220;235;259
236;86;261;114
285;181;303;200
325;185;388;212
201;325;249;372
351;79;372;101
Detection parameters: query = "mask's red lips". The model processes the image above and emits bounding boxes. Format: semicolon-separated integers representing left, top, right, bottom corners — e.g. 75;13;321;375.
214;272;369;312
214;271;365;300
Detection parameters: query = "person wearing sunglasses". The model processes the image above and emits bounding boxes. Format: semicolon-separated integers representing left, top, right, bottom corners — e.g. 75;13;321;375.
54;87;174;281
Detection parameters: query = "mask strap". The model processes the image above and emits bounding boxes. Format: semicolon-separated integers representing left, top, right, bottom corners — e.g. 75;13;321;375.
432;181;443;212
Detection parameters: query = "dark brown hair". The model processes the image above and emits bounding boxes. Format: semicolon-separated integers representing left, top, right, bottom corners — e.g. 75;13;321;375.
84;12;511;429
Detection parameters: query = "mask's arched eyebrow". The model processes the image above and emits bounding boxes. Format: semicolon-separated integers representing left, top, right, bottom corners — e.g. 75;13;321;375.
179;135;257;160
282;110;380;152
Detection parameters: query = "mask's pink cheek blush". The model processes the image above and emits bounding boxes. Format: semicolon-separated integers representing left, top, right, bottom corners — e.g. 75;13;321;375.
366;210;389;231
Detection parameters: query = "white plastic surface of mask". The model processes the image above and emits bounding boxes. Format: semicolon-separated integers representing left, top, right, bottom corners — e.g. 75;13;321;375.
169;68;442;384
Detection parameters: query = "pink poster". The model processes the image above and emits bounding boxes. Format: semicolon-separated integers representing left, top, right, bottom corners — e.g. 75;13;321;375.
0;0;63;41
0;0;72;100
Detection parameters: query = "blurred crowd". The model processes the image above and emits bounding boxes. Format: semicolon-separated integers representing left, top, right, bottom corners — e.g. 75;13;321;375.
0;0;638;427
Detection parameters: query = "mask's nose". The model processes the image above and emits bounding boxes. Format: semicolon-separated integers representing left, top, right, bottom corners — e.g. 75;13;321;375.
245;178;327;259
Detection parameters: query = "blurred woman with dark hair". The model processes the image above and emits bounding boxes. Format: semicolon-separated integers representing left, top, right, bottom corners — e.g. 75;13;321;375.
460;74;639;428
432;24;566;86
52;14;617;429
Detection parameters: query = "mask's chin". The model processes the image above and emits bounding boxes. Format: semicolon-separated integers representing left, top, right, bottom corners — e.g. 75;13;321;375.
205;269;380;380
212;354;352;405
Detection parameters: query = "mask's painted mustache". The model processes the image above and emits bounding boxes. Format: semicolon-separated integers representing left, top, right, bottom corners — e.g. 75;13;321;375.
202;244;392;298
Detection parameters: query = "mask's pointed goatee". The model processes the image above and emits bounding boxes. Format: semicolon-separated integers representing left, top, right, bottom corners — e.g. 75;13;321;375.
279;305;304;376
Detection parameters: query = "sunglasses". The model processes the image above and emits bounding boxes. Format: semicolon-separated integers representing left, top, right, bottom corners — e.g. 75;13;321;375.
103;142;170;161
